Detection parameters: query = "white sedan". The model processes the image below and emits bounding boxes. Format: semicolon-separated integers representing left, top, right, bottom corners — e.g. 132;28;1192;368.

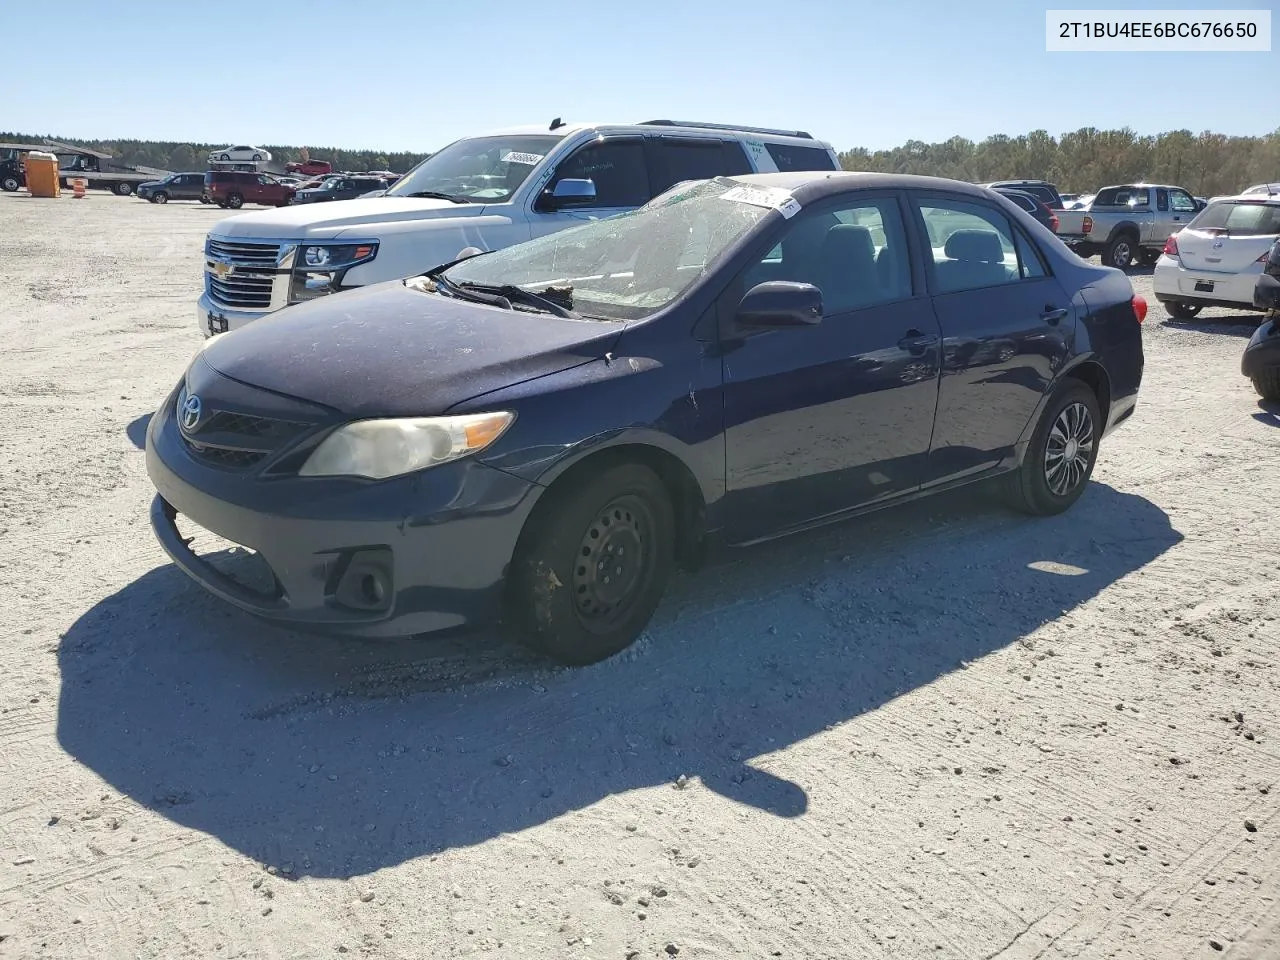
1153;196;1280;319
207;145;272;164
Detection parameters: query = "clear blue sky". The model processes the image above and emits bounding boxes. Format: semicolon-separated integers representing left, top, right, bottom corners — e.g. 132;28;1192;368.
1;0;1274;153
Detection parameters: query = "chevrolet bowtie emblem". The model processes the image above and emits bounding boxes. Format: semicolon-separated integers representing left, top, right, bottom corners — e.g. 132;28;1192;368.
211;261;234;279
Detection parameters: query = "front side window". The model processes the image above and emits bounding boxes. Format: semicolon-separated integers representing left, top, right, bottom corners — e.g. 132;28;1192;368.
546;140;650;209
917;199;1023;294
1170;190;1196;213
740;197;912;315
385;134;563;203
438;177;773;321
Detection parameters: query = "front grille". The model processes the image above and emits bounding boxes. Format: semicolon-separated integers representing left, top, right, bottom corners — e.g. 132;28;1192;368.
180;439;268;470
202;411;310;444
208;272;274;309
207;238;282;266
178;392;315;472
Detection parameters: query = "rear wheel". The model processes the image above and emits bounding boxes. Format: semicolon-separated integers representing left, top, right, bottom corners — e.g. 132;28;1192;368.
1104;234;1136;269
114;181;134;196
226;192;243;209
1003;381;1101;516
153;191;168;204
1167;301;1202;320
1;175;19;192
1253;369;1280;402
508;463;675;665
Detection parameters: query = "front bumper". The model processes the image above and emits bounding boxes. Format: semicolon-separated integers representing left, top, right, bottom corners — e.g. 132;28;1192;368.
1242;317;1280;380
145;391;541;638
197;292;273;337
1153;255;1264;309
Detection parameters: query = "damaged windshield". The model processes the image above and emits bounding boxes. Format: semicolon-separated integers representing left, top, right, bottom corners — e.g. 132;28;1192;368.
433;178;781;321
385;135;562;203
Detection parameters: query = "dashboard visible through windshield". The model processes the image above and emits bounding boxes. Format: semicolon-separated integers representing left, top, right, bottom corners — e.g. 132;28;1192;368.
385;135;563;203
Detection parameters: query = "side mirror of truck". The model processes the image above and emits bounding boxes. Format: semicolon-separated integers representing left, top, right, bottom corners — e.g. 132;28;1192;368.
540;178;597;210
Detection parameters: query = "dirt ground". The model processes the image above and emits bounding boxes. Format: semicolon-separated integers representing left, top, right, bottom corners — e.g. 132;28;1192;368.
1;191;1278;960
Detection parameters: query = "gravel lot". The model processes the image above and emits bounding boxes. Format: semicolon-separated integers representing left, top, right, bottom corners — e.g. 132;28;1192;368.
1;191;1278;960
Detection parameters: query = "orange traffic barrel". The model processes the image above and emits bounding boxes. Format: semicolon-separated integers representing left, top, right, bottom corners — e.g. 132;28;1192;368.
72;178;87;199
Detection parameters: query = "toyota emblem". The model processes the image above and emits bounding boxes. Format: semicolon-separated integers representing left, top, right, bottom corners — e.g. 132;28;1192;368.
181;394;203;431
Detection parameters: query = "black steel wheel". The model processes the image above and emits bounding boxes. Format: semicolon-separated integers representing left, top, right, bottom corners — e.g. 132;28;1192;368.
1003;380;1101;516
1;175;19;192
509;462;675;665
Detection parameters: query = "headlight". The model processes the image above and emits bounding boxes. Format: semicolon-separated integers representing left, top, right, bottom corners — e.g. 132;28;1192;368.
290;243;378;303
299;412;515;479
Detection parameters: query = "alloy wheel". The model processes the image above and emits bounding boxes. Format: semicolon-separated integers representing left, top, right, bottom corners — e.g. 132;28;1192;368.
1044;401;1095;496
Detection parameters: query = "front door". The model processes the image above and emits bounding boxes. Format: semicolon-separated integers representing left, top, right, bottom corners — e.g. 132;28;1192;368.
721;193;943;542
910;195;1073;484
527;138;652;241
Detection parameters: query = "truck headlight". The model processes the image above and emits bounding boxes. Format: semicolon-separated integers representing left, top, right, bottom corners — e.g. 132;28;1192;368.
290;243;379;303
299;412;514;480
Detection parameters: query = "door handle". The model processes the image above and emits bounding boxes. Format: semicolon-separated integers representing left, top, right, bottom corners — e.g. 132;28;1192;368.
897;330;939;355
1041;306;1069;325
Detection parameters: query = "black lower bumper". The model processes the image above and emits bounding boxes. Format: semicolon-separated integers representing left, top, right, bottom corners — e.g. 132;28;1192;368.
1242;318;1280;381
145;402;542;639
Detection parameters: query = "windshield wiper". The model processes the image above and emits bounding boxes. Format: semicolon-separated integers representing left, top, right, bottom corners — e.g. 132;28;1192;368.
403;190;470;204
458;282;579;319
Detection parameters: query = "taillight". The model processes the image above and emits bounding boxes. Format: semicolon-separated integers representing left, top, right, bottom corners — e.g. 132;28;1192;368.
1258;251;1271;263
1163;235;1179;257
1083;216;1094;235
1132;295;1147;324
1047;207;1059;231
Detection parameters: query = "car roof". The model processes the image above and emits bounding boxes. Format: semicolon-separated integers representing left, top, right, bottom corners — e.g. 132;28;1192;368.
474;120;831;148
727;171;999;204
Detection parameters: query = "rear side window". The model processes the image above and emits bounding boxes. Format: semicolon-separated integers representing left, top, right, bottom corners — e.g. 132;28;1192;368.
646;139;732;195
764;143;837;172
550;140;650;208
1190;202;1280;236
1094;186;1150;207
1156;189;1169;211
1022;186;1056;207
916;199;1023;293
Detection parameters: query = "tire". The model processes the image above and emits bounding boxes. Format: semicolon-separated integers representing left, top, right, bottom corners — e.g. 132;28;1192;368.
508;462;675;665
1167;301;1202;320
153;192;168;204
216;201;228;208
113;181;134;196
1103;233;1136;269
199;196;210;204
218;153;230;162
252;153;263;161
1253;369;1280;402
1003;380;1102;516
226;192;243;209
1138;248;1160;267
1;176;19;192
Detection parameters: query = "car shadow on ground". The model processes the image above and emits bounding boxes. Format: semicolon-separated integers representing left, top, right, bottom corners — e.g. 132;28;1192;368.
125;413;152;450
1159;314;1263;337
56;482;1181;880
1253;399;1280;427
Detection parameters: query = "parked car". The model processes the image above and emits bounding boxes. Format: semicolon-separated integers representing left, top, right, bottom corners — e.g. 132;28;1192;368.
1055;183;1198;268
983;179;1065;209
138;172;208;204
202;170;294;209
994;187;1059;232
1243;240;1280;399
148;171;1144;664
195;119;843;336
285;159;333;176
1154;195;1280;319
290;176;391;205
209;145;272;164
1241;183;1280;197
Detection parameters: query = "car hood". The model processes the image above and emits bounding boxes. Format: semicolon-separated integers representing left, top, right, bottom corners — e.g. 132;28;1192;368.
212;197;489;238
198;281;623;417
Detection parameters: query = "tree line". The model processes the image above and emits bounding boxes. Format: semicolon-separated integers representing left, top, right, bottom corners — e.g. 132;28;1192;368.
4;127;1278;196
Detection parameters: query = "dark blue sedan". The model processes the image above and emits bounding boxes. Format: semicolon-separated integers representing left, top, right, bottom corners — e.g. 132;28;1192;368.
146;172;1146;665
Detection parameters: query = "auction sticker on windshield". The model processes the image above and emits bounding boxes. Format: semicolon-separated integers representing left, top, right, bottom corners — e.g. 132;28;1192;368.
501;151;544;165
719;185;802;218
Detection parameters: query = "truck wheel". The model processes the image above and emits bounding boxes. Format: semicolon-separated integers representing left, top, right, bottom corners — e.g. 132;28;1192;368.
1104;234;1136;269
1253;369;1280;402
226;193;244;209
1;175;18;192
114;182;134;196
1167;301;1202;320
508;462;676;665
153;192;168;204
1138;249;1160;267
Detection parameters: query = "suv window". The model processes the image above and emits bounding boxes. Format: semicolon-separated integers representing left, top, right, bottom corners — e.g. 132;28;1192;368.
917;199;1025;293
742;198;912;315
548;140;650;208
1170;190;1196;213
648;138;740;196
1094;186;1150;207
765;142;837;173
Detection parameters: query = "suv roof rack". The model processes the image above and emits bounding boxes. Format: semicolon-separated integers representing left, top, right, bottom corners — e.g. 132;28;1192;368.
640;120;813;140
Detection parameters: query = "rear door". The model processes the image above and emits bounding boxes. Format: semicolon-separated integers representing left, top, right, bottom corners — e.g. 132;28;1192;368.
911;194;1074;485
644;136;751;196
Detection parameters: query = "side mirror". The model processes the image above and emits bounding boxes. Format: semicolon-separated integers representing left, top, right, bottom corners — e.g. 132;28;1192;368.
737;281;823;328
543;178;597;209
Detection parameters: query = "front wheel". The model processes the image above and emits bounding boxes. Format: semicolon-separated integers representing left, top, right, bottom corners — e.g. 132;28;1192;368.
1253;369;1280;402
508;462;675;665
1;175;19;192
153;192;168;204
1104;234;1136;269
252;153;263;161
1003;381;1101;516
226;193;243;209
114;181;134;196
1167;301;1202;320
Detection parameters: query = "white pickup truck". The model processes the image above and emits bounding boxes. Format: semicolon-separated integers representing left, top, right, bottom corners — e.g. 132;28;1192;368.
196;119;841;337
1054;182;1199;268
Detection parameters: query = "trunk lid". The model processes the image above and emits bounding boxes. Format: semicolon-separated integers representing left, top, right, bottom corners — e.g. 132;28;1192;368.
1175;201;1280;273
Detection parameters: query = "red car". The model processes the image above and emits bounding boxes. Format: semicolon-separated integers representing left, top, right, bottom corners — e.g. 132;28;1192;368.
203;171;294;209
285;159;333;176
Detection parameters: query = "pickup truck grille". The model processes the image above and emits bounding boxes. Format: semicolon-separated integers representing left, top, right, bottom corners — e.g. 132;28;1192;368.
208;272;274;309
207;238;283;266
